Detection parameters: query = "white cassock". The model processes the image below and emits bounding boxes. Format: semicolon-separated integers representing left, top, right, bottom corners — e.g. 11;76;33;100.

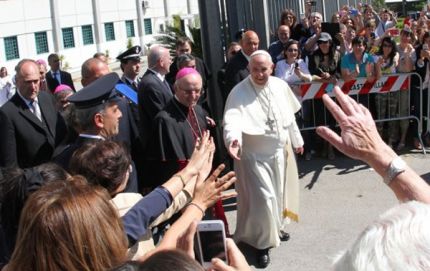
223;75;303;249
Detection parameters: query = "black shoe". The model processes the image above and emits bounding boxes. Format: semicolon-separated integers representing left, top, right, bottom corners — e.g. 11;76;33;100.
280;231;290;242
256;248;270;268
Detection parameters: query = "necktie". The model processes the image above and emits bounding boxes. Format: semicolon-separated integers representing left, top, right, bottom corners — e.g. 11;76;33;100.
132;81;138;90
164;80;173;96
54;71;61;84
187;107;200;142
29;100;42;122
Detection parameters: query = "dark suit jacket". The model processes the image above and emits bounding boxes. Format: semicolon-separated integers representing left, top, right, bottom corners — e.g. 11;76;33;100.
46;70;76;92
0;91;67;168
223;51;249;102
138;70;173;152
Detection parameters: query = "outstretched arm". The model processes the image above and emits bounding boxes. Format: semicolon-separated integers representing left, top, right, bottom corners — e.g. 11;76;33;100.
316;86;430;204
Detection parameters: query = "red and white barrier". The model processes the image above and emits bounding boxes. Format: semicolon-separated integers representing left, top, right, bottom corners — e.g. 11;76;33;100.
298;74;410;101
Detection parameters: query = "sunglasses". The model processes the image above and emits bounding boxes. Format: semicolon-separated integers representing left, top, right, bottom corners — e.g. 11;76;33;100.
382;43;392;48
318;40;330;44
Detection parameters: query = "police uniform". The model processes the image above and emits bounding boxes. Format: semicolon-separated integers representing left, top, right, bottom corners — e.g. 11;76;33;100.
54;73;138;193
116;46;146;187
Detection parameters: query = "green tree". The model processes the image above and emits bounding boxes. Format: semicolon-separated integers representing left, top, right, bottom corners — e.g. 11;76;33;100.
151;14;202;59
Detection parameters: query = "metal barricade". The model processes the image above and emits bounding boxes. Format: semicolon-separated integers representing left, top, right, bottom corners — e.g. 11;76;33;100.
290;72;425;154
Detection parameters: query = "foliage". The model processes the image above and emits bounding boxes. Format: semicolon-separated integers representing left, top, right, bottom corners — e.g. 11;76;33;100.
150;14;203;59
372;0;386;11
127;38;133;49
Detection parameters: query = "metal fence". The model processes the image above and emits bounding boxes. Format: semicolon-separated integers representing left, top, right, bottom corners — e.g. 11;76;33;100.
290;72;426;153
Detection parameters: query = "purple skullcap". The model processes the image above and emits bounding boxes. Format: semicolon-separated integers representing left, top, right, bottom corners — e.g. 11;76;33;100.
176;67;200;81
54;84;73;94
36;59;47;66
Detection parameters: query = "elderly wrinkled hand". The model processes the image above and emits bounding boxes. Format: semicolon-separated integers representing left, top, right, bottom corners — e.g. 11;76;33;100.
316;86;388;163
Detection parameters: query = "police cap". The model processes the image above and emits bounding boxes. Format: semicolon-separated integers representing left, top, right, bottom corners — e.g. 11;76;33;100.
67;72;121;109
116;45;142;62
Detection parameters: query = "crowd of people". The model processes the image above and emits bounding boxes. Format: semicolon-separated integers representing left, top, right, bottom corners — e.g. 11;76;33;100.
1;1;430;270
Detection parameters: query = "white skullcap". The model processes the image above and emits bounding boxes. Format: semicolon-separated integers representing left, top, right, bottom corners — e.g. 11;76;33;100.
250;50;273;63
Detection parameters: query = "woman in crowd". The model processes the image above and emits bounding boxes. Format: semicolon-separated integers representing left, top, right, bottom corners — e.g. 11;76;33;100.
373;36;400;148
274;39;312;91
396;28;417;150
4;177;128;271
414;31;430;149
279;9;299;40
0;163;69;266
339;25;356;56
308;32;341;160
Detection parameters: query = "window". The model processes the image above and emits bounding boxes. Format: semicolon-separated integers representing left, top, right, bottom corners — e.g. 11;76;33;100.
4;36;19;60
105;22;115;41
62;27;75;48
82;25;94;45
125;20;135;38
35;32;49;54
144;18;152;35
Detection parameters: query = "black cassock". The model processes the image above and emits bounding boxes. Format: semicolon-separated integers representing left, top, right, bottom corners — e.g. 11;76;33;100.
145;98;208;189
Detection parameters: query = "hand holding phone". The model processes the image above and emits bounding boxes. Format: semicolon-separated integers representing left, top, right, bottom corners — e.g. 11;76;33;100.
196;220;228;268
349;9;359;16
211;239;252;271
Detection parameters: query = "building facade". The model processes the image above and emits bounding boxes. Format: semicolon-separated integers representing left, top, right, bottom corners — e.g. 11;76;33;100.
0;0;199;72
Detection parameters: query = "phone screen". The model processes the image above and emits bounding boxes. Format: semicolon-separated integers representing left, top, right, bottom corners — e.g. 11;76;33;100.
198;230;227;262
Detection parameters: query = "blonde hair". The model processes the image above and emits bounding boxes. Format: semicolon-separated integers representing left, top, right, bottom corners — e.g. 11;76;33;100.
7;176;128;271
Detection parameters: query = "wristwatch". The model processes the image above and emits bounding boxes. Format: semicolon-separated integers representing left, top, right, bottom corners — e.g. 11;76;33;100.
383;156;406;185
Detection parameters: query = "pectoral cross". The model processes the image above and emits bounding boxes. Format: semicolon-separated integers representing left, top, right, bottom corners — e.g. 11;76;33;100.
265;118;275;134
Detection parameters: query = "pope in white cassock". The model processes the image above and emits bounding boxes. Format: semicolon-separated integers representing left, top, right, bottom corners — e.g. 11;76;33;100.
223;50;304;268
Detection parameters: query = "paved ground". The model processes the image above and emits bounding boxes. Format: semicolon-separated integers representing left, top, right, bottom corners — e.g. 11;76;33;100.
223;149;430;270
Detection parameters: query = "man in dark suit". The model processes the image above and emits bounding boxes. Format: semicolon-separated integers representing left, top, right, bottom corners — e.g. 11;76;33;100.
46;53;76;92
223;30;260;103
138;45;173;153
0;59;66;168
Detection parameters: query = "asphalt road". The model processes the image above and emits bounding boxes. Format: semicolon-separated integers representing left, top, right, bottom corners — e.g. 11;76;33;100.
223;149;430;270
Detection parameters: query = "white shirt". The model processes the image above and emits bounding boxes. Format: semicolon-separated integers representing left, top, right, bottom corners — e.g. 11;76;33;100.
0;76;15;107
274;59;311;84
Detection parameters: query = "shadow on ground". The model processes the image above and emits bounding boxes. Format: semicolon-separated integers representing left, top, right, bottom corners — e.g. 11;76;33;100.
297;153;369;190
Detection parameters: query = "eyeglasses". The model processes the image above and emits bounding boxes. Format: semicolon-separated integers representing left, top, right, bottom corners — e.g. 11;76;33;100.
287;48;298;52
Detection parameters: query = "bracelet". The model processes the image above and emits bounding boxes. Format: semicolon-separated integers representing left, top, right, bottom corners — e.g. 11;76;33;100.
187;202;205;215
174;174;186;187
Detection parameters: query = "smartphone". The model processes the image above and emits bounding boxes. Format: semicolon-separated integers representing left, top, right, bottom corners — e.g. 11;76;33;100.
349;9;359;16
389;29;400;36
195;220;228;268
294;61;299;69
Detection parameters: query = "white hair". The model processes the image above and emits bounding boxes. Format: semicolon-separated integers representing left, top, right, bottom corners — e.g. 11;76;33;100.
249;50;273;64
333;201;430;271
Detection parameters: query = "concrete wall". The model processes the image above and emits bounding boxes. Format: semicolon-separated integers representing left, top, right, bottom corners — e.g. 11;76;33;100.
0;0;199;73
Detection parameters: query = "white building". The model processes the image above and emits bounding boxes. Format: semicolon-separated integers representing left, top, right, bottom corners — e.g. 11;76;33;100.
0;0;199;72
